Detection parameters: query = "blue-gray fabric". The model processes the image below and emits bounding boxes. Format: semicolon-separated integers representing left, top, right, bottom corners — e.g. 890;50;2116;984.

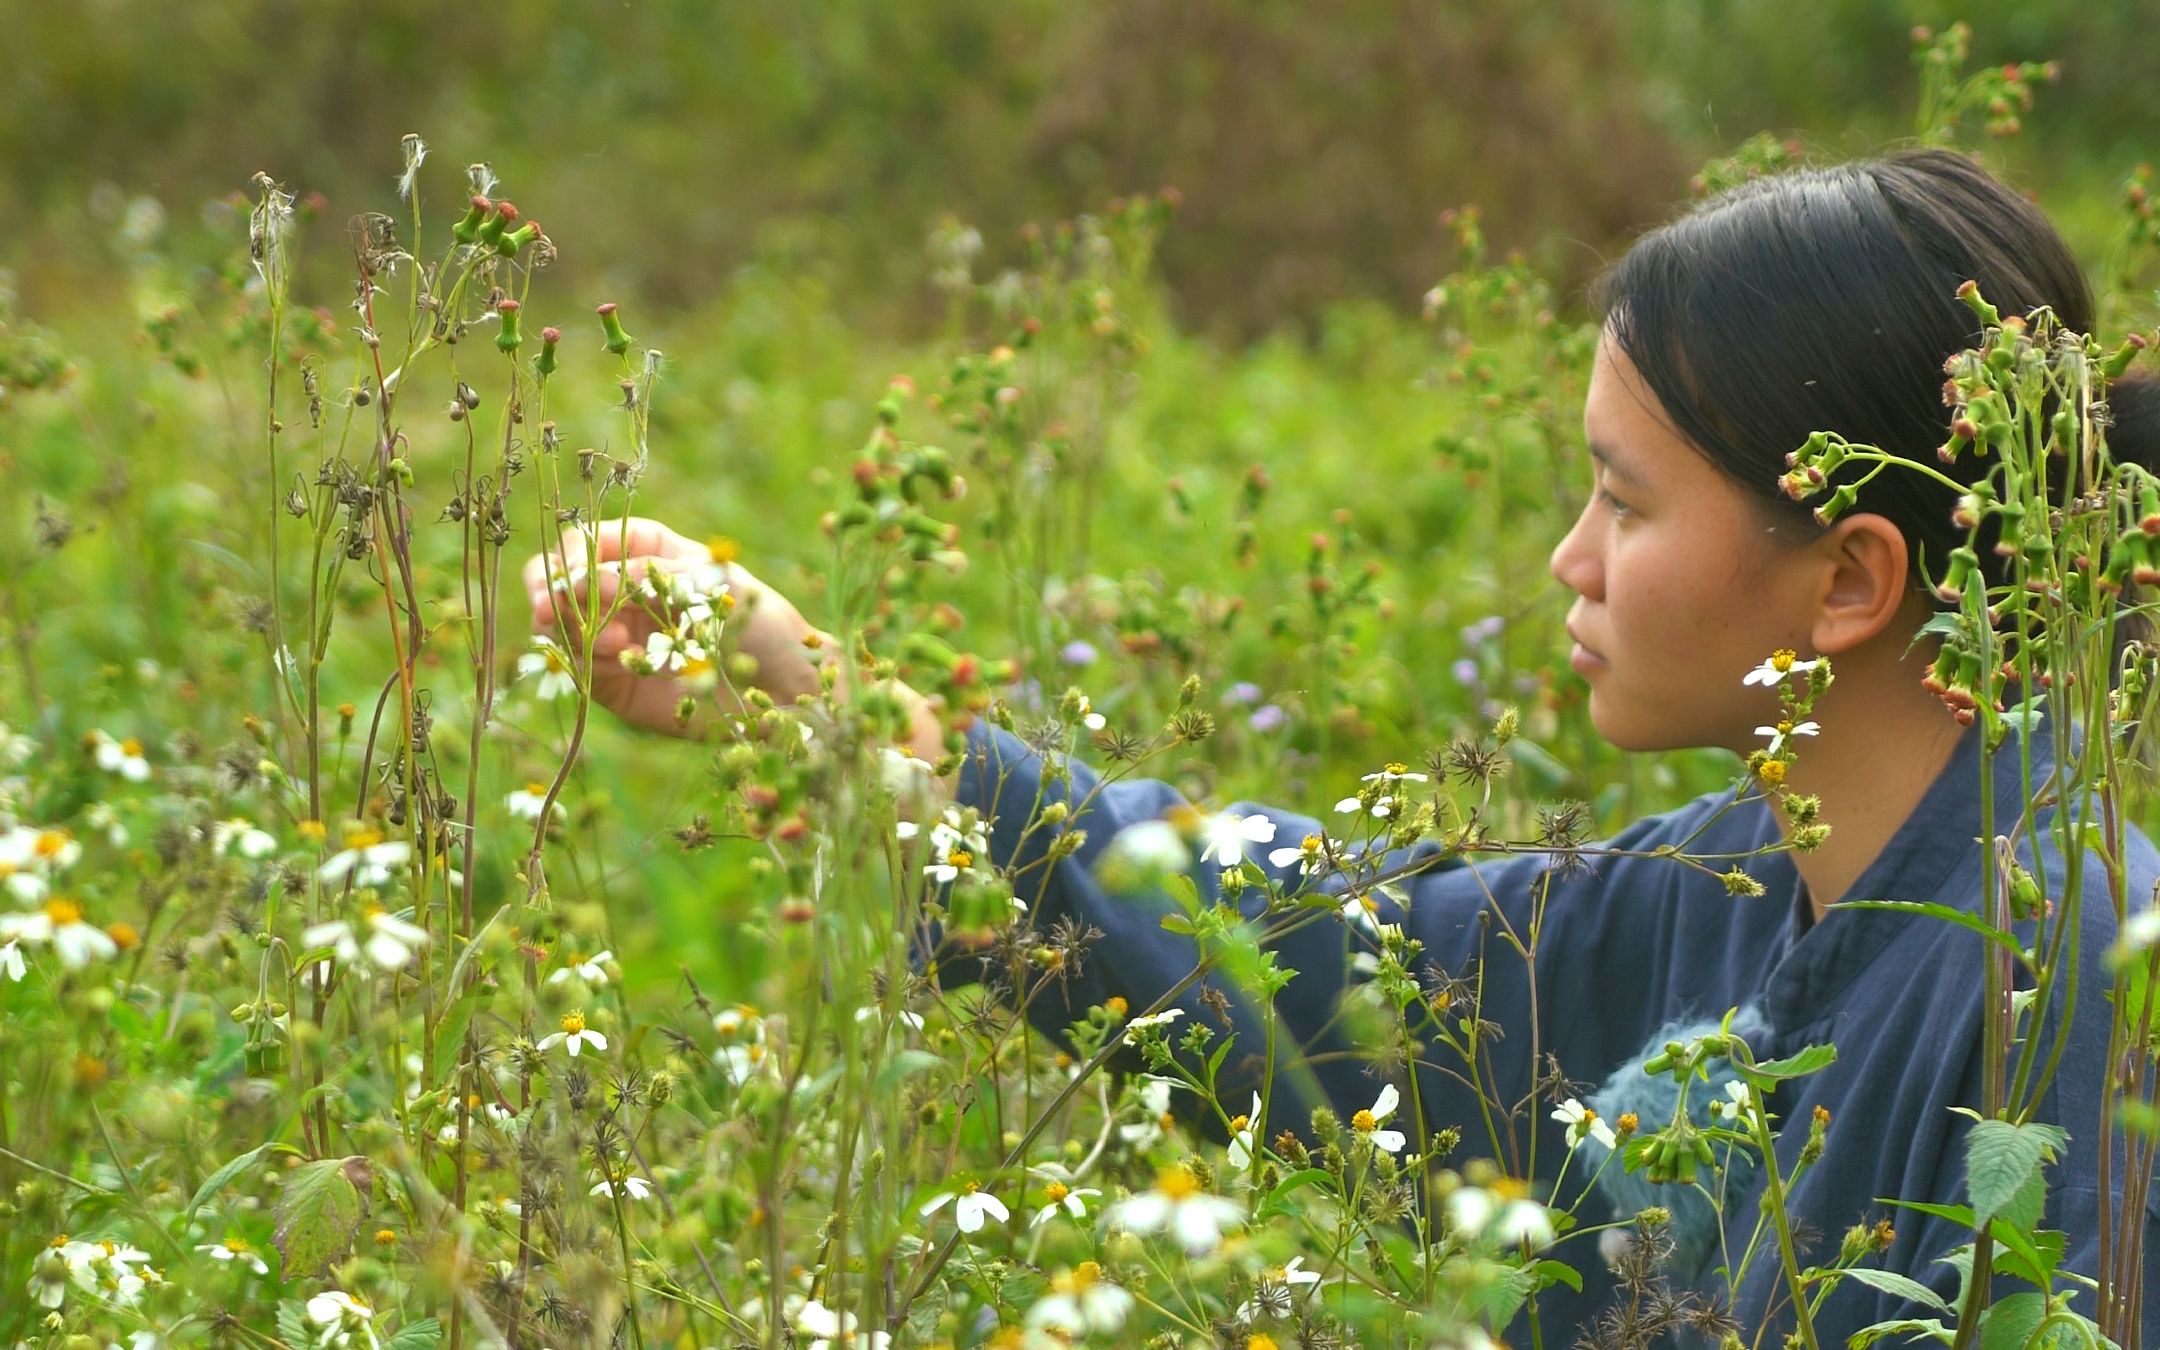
952;715;2160;1345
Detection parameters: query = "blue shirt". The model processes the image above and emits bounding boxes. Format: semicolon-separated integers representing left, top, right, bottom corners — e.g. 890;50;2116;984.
953;715;2160;1344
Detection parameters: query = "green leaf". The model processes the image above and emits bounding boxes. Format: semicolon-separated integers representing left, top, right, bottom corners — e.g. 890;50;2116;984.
276;1299;312;1349
1966;1120;2067;1231
431;987;484;1078
1833;899;2023;955
874;1050;948;1095
1835;1266;1953;1314
1741;1043;1837;1085
1977;1291;2047;1350
1532;1258;1583;1293
1877;1197;1977;1227
385;1319;442;1350
1254;1168;1332;1222
1160;914;1197;935
1987;1219;2065;1288
1163;871;1202;917
1850;1319;1957;1349
184;1141;291;1222
274;1155;371;1277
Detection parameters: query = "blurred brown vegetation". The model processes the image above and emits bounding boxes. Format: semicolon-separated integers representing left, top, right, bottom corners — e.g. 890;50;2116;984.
3;0;2155;339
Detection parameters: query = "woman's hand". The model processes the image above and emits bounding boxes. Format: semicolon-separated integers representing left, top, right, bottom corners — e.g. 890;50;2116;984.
519;517;948;767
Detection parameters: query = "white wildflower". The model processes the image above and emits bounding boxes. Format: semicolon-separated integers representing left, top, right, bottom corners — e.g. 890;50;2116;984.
0;898;119;968
920;1183;1008;1234
302;908;430;972
1550;1097;1617;1151
87;731;151;781
1026;1260;1134;1336
517;635;577;700
536;1010;607;1057
1351;1083;1408;1154
211;818;278;859
547;948;613;988
316;831;412;889
1108;1165;1244;1254
503;781;560;821
1199;810;1277;867
196;1236;271;1276
1742;650;1820;688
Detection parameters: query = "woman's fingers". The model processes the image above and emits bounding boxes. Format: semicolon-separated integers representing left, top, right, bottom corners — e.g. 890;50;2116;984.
523;519;704;626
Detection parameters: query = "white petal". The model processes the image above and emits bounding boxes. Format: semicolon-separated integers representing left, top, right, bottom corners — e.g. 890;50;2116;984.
1371;1082;1400;1120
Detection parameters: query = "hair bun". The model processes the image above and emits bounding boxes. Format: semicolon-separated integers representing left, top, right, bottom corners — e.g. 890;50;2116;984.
2108;374;2160;474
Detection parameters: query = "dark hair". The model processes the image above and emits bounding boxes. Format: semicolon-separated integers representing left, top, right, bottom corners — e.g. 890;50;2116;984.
1594;148;2160;595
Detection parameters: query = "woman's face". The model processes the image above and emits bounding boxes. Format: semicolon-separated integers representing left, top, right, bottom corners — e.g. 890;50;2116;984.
1549;332;1821;754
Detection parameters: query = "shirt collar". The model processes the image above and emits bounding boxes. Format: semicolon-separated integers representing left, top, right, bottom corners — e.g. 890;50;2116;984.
1759;714;2054;1029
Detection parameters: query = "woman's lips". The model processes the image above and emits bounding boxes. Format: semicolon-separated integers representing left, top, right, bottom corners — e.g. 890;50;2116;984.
1567;628;1607;675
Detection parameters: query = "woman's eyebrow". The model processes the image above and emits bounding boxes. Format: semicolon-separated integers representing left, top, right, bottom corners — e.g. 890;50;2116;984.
1588;439;1646;488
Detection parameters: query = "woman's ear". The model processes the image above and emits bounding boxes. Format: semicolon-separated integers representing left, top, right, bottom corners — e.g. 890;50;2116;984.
1808;512;1915;656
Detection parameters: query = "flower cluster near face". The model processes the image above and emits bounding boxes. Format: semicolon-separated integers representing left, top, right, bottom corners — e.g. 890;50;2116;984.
1741;650;1833;825
615;563;733;681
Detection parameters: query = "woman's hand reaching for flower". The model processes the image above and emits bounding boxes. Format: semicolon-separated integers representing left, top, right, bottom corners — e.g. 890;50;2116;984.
520;517;947;766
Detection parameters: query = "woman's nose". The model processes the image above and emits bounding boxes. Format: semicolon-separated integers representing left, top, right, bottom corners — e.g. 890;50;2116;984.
1549;507;1600;600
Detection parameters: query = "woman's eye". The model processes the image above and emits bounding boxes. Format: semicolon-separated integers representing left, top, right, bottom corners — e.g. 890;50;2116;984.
1597;486;1632;517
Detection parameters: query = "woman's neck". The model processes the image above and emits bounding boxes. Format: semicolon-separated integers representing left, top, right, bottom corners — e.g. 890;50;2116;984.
1770;661;1965;923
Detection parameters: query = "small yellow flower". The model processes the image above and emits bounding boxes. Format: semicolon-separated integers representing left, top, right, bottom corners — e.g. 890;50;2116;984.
1756;759;1788;787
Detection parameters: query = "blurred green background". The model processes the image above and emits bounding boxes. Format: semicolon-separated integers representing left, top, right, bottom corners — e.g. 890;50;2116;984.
5;0;2156;340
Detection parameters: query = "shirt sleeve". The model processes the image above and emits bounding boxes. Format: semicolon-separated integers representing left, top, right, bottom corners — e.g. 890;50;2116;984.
944;718;1706;1150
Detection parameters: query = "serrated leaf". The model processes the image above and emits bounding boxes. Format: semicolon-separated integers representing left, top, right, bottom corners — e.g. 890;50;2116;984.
1834;1266;1952;1313
1966;1120;2066;1231
274;1155;371;1277
276;1299;311;1348
1977;1291;2047;1350
385;1318;442;1350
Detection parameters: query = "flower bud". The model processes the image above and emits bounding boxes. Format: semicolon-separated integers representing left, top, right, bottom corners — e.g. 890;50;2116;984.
596;302;633;355
477;200;518;249
497;220;542;257
453;195;490;244
537;326;561;377
496;299;523;354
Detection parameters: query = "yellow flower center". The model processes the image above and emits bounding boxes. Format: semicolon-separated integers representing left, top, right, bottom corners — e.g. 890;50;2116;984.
525;781;548;797
1491;1176;1529;1202
748;1043;767;1063
681;657;714;679
34;829;71;858
945;849;973;869
1044;1181;1069;1202
1156;1165;1201;1200
50;1233;69;1248
1384;762;1407;775
1351;1109;1378;1133
1104;997;1128;1019
1249;1336;1280;1350
43;897;83;926
1776;720;1794;735
1618;1112;1640;1134
1229;1114;1250;1133
963;1181;980;1195
298;819;327;842
560;1011;586;1035
120;738;143;757
708;535;740;564
1757;759;1788;786
345;826;386;849
1770;649;1797;672
105;921;139;950
544;647;569;673
224;1237;250;1254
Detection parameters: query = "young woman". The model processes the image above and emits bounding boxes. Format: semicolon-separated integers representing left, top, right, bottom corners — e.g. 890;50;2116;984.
525;150;2160;1343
